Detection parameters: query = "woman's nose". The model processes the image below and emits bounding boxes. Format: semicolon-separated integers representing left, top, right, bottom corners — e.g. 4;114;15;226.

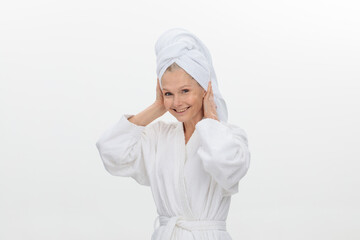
173;95;182;107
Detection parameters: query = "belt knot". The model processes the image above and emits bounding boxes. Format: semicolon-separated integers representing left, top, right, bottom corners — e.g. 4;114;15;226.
153;215;226;240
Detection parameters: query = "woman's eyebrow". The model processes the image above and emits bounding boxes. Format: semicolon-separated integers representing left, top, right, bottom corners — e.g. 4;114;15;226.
163;85;192;91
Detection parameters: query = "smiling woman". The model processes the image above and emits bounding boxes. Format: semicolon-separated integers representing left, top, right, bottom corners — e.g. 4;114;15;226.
95;27;251;240
161;65;206;138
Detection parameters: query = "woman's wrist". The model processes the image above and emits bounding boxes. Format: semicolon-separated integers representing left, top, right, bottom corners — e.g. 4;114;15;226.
151;103;167;119
153;101;167;115
128;102;167;126
203;114;219;121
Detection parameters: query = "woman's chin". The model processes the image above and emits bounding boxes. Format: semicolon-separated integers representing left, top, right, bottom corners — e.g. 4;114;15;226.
172;113;190;122
174;115;187;122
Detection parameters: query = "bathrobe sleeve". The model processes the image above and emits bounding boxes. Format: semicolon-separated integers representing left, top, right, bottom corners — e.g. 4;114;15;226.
95;114;159;186
195;118;251;196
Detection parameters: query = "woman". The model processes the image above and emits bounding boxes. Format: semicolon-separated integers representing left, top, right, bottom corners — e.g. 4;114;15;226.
96;28;251;240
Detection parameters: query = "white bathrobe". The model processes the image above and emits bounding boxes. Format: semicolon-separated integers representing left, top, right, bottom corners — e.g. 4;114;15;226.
96;114;251;240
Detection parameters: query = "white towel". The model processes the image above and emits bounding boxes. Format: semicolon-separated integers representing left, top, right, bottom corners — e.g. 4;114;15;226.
154;27;228;122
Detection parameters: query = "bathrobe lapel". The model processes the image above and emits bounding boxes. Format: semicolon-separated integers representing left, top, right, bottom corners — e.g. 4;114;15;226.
176;122;195;219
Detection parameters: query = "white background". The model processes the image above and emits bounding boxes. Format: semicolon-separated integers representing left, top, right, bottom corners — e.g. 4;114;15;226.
1;0;359;239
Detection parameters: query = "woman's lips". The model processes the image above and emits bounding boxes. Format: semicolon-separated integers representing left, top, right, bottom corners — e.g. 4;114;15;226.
174;106;190;114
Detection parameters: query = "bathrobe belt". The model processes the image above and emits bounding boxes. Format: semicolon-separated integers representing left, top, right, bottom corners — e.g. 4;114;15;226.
154;215;227;240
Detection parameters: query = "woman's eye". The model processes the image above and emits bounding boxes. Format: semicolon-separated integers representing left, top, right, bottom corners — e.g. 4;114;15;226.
164;92;172;96
182;89;189;93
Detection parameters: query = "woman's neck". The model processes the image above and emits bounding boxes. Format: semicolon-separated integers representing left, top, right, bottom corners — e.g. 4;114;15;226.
182;111;204;138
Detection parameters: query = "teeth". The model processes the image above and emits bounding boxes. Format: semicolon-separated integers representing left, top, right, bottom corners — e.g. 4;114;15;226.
175;107;189;112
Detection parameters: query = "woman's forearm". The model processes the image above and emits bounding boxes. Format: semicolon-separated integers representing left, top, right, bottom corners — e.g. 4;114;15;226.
127;102;167;126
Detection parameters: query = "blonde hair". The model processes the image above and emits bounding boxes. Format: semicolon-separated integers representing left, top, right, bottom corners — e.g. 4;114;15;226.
165;62;182;72
165;62;202;87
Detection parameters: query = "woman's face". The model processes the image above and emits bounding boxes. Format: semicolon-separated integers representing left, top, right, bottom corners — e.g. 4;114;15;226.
161;68;206;123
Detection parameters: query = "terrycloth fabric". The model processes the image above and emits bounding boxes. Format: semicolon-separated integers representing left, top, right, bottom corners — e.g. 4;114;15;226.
155;27;228;122
155;216;227;240
96;114;251;239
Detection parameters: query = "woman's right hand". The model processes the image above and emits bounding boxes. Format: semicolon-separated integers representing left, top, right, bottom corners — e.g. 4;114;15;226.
128;78;167;126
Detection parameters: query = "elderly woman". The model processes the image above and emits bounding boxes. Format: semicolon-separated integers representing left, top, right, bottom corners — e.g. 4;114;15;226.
96;28;251;240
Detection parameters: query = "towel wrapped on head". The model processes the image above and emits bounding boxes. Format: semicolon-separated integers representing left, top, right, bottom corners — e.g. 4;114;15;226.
154;27;228;122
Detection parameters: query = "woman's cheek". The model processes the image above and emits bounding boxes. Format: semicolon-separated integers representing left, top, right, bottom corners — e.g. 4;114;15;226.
163;99;171;110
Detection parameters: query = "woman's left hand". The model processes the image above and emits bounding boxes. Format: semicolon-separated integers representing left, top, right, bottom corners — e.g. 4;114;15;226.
203;81;219;121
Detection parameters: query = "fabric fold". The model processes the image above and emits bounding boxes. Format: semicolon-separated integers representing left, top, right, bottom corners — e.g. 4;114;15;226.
195;118;251;196
96;114;159;186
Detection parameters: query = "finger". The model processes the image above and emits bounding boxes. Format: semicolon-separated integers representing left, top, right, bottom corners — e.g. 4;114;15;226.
206;81;211;97
210;83;214;96
210;81;213;94
157;80;160;90
158;79;163;91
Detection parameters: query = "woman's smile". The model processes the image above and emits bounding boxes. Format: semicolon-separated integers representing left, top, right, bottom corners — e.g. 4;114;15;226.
173;106;190;114
161;66;205;124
